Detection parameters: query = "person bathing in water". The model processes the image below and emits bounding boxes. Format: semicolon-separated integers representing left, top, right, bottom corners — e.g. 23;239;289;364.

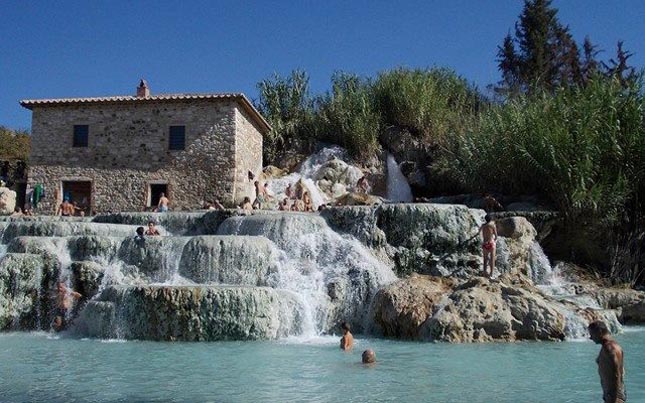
589;321;626;403
53;281;82;331
145;221;161;236
340;322;354;351
479;214;497;278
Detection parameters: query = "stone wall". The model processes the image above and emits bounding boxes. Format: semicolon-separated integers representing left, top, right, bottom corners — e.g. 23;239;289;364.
234;107;263;205
28;99;263;213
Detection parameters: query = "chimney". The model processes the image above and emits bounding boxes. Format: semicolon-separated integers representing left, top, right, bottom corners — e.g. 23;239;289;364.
136;79;150;97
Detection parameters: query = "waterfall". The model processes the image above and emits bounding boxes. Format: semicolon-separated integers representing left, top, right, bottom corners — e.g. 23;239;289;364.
527;241;554;284
529;243;622;338
217;213;397;336
386;154;413;202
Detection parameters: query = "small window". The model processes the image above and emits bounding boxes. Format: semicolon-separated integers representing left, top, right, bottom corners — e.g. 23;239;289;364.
169;126;185;150
73;125;89;147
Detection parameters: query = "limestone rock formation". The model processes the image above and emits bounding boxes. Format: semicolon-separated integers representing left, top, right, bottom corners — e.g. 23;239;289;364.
371;274;454;339
78;285;303;341
0;187;17;215
314;157;363;198
0;253;58;330
372;275;566;342
178;236;279;285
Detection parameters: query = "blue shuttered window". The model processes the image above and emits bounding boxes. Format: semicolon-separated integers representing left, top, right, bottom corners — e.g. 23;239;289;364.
169;126;185;150
73;125;89;147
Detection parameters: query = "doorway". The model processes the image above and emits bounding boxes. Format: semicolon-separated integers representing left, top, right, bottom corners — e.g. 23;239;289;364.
62;181;92;216
148;183;168;209
15;183;27;210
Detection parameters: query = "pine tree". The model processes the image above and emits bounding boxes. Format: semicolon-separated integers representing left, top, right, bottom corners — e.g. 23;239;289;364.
580;36;601;84
603;41;638;87
497;0;581;94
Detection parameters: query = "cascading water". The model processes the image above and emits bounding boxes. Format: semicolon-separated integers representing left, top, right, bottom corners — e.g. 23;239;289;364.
529;241;622;338
386;153;413;202
217;213;397;336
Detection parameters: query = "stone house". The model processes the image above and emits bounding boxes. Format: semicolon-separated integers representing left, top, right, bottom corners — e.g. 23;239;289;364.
20;80;269;214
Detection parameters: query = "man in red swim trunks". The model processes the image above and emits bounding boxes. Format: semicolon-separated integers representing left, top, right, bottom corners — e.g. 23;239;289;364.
479;214;498;278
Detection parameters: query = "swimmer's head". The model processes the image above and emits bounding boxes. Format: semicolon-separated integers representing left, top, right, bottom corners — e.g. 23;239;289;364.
362;349;376;364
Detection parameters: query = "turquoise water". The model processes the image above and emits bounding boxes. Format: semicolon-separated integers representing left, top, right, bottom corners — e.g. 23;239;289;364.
1;329;644;403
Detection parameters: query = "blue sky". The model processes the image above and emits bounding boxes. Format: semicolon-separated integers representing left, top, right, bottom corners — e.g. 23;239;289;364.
2;0;643;130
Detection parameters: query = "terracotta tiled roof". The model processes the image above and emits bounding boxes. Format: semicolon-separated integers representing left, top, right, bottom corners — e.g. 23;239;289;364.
19;93;271;134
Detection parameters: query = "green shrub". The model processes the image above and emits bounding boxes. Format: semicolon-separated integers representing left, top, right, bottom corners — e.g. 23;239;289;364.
255;70;315;164
0;126;30;160
372;68;483;143
314;72;381;160
445;75;645;282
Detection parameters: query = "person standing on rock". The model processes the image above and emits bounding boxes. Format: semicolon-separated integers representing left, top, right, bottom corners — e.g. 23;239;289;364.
340;322;354;351
479;214;498;278
157;193;170;212
589;321;626;403
252;181;266;209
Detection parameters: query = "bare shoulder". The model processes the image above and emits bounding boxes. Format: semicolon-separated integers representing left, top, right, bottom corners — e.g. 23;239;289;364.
603;340;623;357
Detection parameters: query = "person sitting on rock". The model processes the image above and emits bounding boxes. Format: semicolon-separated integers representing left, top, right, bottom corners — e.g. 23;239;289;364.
479;214;498;278
57;199;75;217
483;193;504;213
240;196;253;213
211;199;225;210
53;281;82;332
340;322;354;351
263;182;274;202
356;176;369;194
145;221;161;236
10;207;23;217
278;197;290;211
302;191;314;212
285;183;295;200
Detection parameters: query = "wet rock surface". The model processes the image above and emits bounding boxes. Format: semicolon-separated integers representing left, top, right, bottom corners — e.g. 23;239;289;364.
0;253;58;330
78;285;303;341
373;275;566;342
1;207;643;343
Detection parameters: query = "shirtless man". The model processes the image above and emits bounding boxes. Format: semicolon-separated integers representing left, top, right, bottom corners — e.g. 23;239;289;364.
340;322;354;351
53;281;82;331
157;193;170;212
145;221;161;236
589;321;626;403
57;200;75;216
479;214;498;278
